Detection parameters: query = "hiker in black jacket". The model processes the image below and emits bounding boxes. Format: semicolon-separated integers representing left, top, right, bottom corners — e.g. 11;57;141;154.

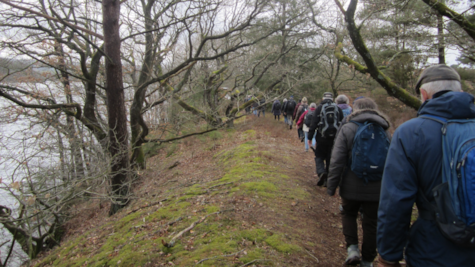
307;92;343;186
282;96;296;129
327;97;391;267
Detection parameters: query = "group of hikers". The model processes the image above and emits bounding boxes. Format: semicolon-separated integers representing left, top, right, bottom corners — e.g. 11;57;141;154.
264;64;475;267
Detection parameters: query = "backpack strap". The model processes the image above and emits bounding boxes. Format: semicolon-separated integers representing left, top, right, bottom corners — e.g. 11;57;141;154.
319;103;329;134
332;103;340;129
417;114;448;220
420;115;449;135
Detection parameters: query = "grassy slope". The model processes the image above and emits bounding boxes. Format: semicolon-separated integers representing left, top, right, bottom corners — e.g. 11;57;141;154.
32;115;350;267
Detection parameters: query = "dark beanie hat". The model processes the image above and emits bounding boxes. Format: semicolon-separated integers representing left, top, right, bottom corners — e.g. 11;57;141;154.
415;64;461;94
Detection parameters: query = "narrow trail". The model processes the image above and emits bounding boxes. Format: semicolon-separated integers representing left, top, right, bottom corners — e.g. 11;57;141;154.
249;114;348;266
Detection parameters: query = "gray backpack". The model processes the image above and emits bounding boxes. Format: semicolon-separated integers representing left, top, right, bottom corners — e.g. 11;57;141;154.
318;102;340;138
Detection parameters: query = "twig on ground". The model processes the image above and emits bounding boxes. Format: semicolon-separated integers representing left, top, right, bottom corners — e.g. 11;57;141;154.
168;161;180;169
304;248;320;263
207;182;233;191
127;198;169;214
163;209;234;247
239;259;268;267
194;249;244;266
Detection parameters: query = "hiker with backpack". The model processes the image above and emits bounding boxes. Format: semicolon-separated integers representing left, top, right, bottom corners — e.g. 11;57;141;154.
336;94;352;118
377;65;475;267
307;92;344;187
295;97;309;141
281;98;288;124
327;97;391;267
297;102;317;152
271;98;282;121
282;96;297;129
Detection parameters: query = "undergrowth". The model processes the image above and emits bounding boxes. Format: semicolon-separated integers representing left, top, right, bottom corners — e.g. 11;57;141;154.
34;118;309;267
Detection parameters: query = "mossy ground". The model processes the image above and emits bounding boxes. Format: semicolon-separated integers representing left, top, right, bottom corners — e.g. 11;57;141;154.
33;115;350;267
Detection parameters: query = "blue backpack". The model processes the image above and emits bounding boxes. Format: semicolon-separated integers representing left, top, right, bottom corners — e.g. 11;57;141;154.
420;115;475;248
350;121;390;184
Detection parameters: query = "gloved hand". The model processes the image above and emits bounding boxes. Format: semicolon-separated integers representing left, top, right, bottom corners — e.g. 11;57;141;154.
377;256;402;267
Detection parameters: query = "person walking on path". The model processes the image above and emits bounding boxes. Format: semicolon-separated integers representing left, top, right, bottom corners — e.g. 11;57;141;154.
336;94;352;118
281;98;288;124
377;64;475;267
307;92;343;186
295;97;309;141
258;98;266;117
271;98;282;121
251;97;259;116
283;96;296;129
297;102;317;152
327;98;391;267
293;99;302;122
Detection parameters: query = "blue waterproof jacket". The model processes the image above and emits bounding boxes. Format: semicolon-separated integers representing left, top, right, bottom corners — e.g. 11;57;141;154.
377;91;475;267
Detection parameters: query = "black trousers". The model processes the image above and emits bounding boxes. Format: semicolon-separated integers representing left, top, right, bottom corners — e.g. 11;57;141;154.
314;138;333;176
341;198;379;262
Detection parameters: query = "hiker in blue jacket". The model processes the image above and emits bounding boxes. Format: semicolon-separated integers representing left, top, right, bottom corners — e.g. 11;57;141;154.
377;65;475;267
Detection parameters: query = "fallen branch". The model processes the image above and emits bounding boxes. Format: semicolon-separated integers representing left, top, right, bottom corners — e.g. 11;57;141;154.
239;259;268;267
207;182;233;191
127;198;169;214
163;209;234;248
304;248;320;263
168;161;180;170
194;249;244;266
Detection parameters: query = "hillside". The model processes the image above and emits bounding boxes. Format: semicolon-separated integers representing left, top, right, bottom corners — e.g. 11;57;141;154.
31;115;366;267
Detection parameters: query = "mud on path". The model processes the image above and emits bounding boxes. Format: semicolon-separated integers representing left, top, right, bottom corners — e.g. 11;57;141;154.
32;115;355;267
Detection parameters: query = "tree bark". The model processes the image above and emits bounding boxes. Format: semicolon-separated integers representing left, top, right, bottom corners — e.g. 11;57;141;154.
334;0;421;110
421;0;475;42
102;0;130;215
437;12;445;64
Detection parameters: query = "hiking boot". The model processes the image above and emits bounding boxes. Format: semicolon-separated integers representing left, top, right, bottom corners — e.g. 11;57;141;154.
345;244;361;265
360;261;373;267
317;172;327;186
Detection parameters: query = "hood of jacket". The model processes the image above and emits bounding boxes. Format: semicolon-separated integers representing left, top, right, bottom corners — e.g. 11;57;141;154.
347;109;391;130
417;91;475;119
274;100;280;104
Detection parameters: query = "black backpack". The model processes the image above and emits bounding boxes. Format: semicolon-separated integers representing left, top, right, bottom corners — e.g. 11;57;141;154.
304;110;314;127
274;102;281;111
286;100;296;113
318;102;340;138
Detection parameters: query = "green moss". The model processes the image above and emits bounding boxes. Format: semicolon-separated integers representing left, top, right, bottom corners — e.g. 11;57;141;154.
184;184;206;196
238;248;265;264
166;143;178;157
240;229;270;243
241;129;256;139
206;131;223;140
205;205;220;213
265;234;301;253
146;201;191;222
113;210;147;232
240;181;277;198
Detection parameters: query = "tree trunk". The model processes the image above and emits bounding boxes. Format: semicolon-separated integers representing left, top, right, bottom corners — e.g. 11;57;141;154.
437;12;445;64
102;0;130;215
